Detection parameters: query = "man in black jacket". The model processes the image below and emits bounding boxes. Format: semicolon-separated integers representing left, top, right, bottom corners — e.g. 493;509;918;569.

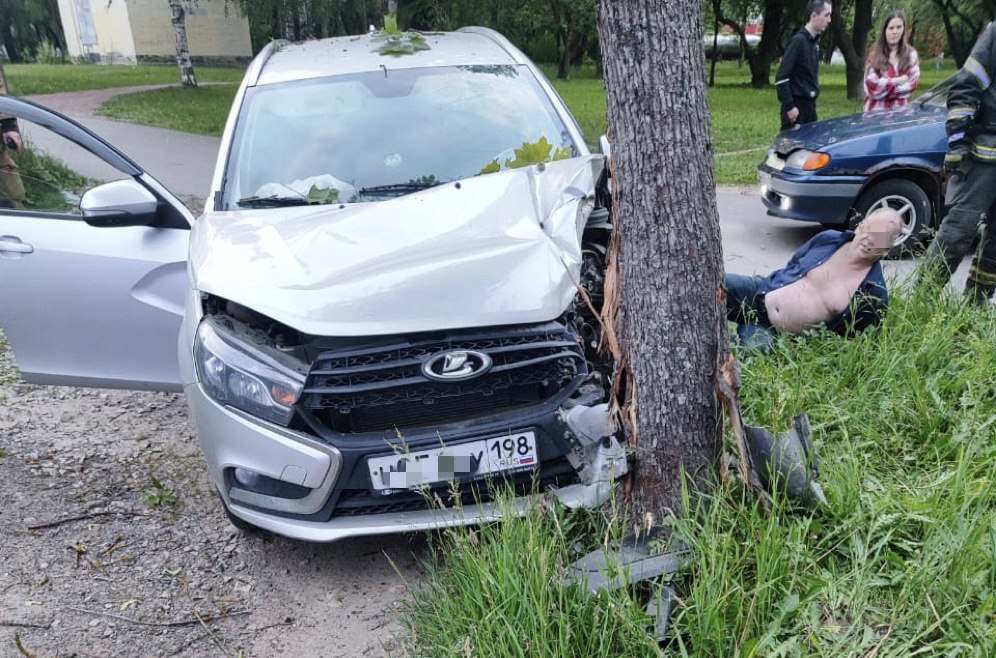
920;22;996;304
775;0;832;131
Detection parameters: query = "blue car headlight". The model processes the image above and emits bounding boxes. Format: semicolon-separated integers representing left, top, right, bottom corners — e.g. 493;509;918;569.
193;317;305;426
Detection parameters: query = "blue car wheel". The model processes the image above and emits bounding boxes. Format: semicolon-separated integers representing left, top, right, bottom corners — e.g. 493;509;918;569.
851;178;932;259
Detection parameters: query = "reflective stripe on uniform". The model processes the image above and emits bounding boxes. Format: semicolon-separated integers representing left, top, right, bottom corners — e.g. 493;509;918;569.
963;56;992;89
968;264;996;283
947;107;976;121
971;142;996;160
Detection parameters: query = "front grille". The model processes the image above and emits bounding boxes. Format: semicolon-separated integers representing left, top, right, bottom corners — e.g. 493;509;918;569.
300;322;587;433
331;457;579;517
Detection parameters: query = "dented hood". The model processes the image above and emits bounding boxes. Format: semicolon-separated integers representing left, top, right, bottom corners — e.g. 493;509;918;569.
189;156;604;336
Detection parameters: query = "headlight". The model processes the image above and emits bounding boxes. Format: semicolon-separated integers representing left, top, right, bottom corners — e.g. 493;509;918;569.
193;317;305;426
785;149;831;171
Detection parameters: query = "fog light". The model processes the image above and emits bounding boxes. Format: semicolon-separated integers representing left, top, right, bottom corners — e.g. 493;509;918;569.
779;195;792;211
233;467;261;488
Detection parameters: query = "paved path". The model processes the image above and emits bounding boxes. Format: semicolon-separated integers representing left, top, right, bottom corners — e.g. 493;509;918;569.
25;85;944;284
27;86;224;204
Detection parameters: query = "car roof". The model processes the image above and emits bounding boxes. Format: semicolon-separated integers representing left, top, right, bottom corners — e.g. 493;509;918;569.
254;28;526;86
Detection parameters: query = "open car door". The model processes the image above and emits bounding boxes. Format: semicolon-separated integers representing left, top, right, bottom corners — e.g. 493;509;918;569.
0;96;191;391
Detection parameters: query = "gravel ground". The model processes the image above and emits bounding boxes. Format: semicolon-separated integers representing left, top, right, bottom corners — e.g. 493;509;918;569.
0;336;426;658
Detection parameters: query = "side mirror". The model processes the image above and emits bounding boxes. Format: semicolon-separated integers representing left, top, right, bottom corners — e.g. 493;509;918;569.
80;179;158;228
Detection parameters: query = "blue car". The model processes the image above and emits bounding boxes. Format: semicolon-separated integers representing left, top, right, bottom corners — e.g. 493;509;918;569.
758;78;952;258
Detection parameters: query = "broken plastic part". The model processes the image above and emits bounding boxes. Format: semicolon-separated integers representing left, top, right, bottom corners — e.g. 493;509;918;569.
561;402;617;447
565;539;690;594
743;413;828;506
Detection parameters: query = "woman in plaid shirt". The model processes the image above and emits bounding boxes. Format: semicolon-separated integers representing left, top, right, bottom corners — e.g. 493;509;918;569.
863;10;920;114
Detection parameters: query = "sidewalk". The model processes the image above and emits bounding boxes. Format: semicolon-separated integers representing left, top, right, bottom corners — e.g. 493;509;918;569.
26;86;222;203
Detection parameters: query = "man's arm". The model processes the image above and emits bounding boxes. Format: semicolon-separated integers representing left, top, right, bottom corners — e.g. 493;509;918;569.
826;273;888;336
945;23;996;168
775;34;801;109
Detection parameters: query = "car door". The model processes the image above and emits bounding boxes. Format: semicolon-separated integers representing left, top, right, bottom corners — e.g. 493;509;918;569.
0;96;191;392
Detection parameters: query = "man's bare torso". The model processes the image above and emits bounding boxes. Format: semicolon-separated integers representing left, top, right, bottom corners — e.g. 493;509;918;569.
764;247;870;334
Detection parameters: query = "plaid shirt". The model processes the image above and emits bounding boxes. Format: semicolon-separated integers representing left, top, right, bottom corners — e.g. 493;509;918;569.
863;50;920;114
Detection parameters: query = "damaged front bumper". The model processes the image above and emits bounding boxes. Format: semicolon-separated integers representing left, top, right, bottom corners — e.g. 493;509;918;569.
188;380;628;542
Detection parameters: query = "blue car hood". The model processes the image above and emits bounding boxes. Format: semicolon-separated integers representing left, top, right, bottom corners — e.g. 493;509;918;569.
773;104;945;153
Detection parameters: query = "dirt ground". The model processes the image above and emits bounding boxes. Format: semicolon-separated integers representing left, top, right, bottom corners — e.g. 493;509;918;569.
0;337;426;658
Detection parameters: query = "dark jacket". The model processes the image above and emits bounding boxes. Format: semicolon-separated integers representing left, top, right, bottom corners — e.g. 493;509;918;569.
775;27;821;110
758;230;888;336
947;21;996;160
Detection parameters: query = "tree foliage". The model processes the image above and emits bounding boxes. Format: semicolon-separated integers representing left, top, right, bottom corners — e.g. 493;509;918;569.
0;0;67;63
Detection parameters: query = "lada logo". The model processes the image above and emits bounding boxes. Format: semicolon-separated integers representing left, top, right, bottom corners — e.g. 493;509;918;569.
421;349;492;382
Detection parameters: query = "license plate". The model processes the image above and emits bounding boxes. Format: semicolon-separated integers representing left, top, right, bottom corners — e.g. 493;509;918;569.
368;431;538;491
758;170;772;189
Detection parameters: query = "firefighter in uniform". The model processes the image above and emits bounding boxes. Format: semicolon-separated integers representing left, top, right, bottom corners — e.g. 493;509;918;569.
0;63;25;209
922;22;996;303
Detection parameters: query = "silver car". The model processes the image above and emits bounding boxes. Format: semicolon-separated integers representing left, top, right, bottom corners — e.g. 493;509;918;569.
0;27;625;541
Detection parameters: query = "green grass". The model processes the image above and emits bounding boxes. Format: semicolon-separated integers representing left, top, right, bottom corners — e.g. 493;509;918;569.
403;285;996;657
3;62;245;95
400;493;664;657
96;84;239;135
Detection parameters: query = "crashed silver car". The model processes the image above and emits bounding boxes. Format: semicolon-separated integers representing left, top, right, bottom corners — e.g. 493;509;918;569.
0;27;625;541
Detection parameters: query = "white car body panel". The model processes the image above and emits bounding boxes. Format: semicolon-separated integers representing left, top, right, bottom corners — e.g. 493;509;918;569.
190;156;603;336
0;215;188;390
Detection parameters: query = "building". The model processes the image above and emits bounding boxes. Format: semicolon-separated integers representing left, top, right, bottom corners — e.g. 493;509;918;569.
57;0;251;66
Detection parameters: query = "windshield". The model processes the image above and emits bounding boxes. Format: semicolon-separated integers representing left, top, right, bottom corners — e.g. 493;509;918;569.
221;64;579;209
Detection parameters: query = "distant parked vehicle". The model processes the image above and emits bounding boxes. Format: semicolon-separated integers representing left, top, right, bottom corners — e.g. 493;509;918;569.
757;78;952;259
703;33;759;60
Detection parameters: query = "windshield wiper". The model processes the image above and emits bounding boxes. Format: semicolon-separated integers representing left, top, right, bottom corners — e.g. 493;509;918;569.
236;195;311;208
358;181;443;196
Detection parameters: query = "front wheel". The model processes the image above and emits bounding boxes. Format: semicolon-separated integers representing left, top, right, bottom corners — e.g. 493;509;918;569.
850;179;932;259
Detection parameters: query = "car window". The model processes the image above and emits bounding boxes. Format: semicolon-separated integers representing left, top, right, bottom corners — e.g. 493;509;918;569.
221;64;579;209
1;117;127;215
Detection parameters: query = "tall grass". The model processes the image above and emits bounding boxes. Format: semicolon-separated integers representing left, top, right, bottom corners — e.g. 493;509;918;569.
403;285;996;657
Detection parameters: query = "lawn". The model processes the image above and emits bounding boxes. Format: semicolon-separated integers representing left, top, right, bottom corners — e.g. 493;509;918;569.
404;285;996;657
4;62;245;95
6;60;956;184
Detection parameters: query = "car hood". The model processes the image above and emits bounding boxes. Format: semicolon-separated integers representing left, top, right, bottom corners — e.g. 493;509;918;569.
773;104;944;153
189;156;604;336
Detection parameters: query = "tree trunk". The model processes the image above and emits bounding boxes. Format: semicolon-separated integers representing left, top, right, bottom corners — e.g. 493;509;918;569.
751;0;785;88
168;0;197;88
596;0;727;522
829;0;872;100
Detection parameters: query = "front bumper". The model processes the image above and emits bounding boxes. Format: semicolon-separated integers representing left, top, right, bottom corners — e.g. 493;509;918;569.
758;167;864;224
185;382;627;542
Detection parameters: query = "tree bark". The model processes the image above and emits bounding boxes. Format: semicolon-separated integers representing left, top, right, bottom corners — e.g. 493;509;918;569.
751;0;785;88
168;0;197;88
596;1;727;522
829;0;872;100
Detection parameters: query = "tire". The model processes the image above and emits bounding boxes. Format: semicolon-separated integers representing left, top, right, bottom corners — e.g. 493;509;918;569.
217;491;265;534
850;178;932;259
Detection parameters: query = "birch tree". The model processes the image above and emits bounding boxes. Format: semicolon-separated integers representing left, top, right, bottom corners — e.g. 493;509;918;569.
596;0;731;521
168;0;197;88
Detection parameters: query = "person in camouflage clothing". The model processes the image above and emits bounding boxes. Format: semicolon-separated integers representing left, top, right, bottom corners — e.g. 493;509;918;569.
0;63;25;209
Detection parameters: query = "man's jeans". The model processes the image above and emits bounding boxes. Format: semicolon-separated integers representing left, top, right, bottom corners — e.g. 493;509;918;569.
725;273;777;351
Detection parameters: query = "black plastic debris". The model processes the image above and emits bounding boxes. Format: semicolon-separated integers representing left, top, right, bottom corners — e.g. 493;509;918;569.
743;413;828;506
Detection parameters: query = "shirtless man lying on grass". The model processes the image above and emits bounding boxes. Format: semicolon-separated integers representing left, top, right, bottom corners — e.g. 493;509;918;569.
725;208;903;351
